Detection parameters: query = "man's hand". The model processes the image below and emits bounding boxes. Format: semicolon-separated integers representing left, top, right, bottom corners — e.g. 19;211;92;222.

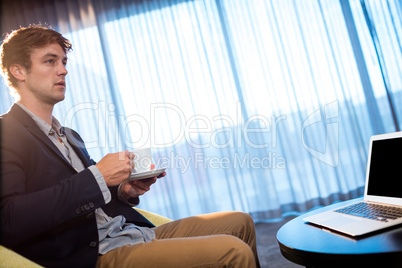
120;164;166;200
96;150;135;186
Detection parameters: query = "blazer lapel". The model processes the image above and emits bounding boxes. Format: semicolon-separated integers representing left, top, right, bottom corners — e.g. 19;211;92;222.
8;104;74;168
9;104;95;169
63;127;94;168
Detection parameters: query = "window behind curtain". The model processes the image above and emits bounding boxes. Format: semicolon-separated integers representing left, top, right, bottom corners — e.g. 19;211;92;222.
0;0;400;220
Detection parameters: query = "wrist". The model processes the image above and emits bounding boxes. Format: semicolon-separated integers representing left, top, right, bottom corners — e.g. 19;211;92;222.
117;182;140;206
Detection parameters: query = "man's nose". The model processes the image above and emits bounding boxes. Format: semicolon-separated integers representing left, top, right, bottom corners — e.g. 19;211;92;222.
58;63;68;76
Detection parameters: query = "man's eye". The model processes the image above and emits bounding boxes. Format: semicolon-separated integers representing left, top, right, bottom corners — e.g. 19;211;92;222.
45;59;55;64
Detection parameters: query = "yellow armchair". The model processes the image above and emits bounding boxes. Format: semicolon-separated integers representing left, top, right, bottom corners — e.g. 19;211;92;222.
0;208;171;268
0;246;44;268
134;208;172;227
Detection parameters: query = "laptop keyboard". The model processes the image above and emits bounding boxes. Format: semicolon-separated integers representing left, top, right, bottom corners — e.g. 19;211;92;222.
335;202;402;222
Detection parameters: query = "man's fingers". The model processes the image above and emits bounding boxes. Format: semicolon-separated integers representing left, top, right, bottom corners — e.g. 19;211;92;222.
128;181;150;195
157;172;166;178
124;151;135;173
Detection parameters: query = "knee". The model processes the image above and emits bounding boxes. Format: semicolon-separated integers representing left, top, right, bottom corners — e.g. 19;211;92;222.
218;235;256;268
228;211;255;233
223;211;254;225
233;211;254;224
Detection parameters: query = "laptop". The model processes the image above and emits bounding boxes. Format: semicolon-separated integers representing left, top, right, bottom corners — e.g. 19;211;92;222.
303;131;402;237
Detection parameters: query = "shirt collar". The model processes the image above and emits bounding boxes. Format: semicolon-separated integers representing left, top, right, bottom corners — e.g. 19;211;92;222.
15;103;63;136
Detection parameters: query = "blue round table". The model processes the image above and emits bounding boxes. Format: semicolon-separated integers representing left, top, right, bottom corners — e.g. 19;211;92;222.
276;198;402;267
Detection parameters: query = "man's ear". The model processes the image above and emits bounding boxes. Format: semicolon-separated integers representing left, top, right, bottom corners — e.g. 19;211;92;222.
9;64;26;82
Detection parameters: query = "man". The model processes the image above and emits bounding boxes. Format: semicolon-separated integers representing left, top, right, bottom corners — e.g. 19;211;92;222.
0;25;260;267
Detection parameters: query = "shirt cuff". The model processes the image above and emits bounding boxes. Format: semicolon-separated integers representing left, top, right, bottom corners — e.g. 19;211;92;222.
88;165;111;204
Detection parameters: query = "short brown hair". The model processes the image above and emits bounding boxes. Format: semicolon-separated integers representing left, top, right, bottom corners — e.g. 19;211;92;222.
0;25;72;96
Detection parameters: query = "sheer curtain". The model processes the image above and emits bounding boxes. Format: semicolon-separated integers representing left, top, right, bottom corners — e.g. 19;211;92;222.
1;0;400;221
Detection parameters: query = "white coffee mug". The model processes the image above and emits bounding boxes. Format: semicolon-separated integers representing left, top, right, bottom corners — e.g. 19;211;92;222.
132;148;152;173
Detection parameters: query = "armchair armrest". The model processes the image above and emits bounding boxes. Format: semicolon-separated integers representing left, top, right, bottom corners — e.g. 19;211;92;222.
133;208;172;226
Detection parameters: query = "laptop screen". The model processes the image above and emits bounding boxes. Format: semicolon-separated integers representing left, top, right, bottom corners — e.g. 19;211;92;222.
367;137;402;198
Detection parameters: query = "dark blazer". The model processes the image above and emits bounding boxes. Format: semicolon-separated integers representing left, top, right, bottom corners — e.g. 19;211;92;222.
0;104;154;268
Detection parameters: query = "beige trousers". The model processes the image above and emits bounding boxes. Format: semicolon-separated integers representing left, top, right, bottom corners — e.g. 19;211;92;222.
96;211;260;268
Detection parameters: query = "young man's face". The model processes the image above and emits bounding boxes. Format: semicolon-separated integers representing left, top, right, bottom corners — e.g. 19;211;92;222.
22;42;68;105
